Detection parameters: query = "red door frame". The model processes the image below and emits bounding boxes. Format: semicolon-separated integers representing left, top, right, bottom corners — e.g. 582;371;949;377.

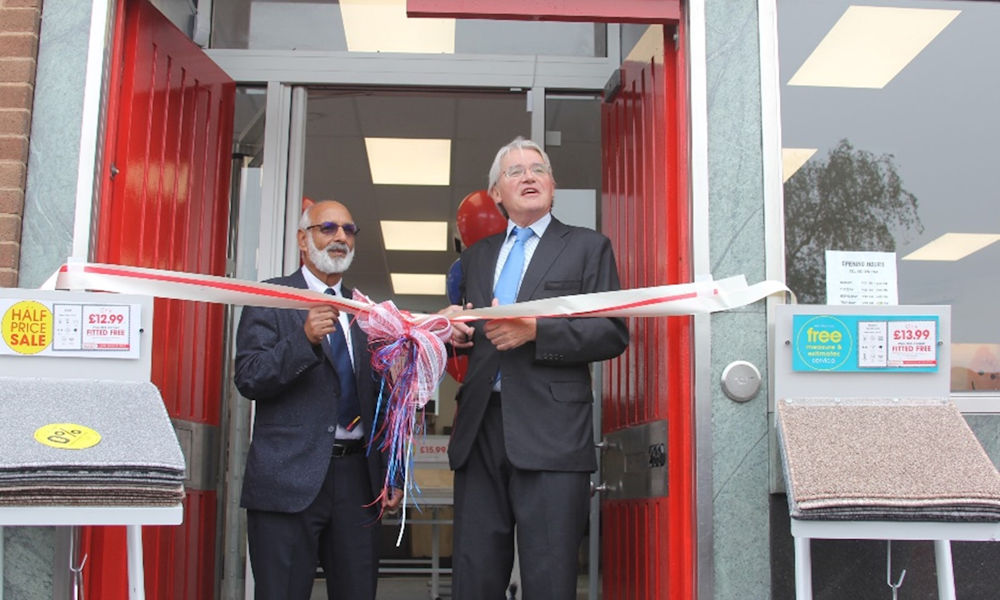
413;2;693;598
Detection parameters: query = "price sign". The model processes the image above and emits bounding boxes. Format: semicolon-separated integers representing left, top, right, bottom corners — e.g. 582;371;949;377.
81;305;131;350
0;296;141;359
34;423;102;450
887;320;937;367
792;314;939;372
414;435;450;463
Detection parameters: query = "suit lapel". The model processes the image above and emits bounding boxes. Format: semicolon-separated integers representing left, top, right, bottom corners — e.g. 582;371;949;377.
284;271;313;335
518;218;569;301
476;233;506;303
287;270;340;369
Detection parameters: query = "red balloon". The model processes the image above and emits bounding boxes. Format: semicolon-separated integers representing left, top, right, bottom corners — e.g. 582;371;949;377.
444;354;469;383
457;190;506;248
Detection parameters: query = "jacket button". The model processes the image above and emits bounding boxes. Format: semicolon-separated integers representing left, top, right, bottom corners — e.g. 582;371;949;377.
327;425;335;433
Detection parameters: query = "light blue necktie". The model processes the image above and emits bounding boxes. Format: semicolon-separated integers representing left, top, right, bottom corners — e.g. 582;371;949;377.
494;226;533;305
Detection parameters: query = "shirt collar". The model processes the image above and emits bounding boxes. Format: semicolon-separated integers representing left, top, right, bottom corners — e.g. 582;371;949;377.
506;212;552;240
300;265;343;296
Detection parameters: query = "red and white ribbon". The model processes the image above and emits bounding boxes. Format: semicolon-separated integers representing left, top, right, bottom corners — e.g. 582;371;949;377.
48;261;788;322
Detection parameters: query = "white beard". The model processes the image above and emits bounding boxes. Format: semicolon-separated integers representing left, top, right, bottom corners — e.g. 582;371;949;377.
306;234;355;274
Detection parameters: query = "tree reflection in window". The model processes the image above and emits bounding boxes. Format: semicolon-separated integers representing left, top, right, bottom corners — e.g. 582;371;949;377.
784;139;924;304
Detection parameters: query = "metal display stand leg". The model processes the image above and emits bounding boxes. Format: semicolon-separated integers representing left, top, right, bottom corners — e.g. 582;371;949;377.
127;525;146;600
933;540;956;600
430;510;440;600
793;536;813;600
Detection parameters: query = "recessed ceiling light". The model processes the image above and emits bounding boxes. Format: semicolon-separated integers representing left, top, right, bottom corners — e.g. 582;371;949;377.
390;273;446;295
340;0;455;54
381;221;449;251
782;148;817;183
788;6;960;89
902;233;1000;261
364;137;451;186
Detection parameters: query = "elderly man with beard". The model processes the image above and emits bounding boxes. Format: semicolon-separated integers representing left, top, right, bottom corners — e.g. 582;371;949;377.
235;199;402;600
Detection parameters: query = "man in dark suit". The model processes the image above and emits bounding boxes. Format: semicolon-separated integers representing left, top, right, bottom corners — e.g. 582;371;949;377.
444;137;629;599
235;199;402;600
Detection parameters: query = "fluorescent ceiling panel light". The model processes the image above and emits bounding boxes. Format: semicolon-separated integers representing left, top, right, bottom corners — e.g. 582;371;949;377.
340;0;455;54
782;148;817;183
390;273;446;295
788;6;960;89
381;220;449;251
365;137;451;186
902;233;1000;261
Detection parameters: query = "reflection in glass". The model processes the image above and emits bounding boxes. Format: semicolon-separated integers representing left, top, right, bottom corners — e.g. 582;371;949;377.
784;139;922;304
233;87;267;166
952;344;1000;392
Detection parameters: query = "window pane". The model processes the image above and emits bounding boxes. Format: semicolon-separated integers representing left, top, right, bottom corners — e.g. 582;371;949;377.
211;0;605;56
778;0;1000;392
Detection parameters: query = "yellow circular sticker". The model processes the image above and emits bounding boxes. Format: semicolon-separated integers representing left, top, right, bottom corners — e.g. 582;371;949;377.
34;424;102;450
2;300;53;354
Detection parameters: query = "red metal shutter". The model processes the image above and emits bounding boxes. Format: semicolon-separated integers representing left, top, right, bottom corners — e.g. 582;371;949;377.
601;23;694;600
83;0;235;597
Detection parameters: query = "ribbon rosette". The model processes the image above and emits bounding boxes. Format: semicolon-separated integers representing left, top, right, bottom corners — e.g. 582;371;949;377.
352;291;451;542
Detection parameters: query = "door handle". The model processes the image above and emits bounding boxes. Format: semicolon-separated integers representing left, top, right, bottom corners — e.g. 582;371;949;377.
591;481;618;496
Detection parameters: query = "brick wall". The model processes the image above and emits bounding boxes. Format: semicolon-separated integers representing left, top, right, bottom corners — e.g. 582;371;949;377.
0;0;41;288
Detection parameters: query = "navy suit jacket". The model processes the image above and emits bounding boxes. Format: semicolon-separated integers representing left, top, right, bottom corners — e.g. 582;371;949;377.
448;217;629;472
234;270;386;513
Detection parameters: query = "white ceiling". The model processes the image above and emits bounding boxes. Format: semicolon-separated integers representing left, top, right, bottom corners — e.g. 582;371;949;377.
234;87;601;314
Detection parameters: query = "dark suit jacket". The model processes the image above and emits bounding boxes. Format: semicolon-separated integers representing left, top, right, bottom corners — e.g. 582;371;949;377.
448;217;629;472
234;269;386;513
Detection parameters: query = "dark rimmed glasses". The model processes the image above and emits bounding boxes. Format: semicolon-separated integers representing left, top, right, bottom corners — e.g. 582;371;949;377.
305;222;360;236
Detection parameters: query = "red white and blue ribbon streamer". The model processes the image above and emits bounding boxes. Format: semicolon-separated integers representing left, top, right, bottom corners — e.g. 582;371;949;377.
350;291;451;542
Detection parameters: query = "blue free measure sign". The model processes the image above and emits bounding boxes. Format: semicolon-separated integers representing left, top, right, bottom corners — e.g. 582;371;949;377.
792;314;939;372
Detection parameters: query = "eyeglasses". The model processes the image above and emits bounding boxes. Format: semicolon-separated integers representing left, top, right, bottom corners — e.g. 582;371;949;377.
304;222;360;236
502;163;550;179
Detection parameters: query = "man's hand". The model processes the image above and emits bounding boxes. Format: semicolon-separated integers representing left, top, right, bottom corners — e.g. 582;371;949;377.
485;299;536;351
304;305;340;345
439;303;475;348
382;487;404;511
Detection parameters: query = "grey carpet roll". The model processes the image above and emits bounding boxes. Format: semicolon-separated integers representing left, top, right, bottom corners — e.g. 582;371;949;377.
777;397;1000;522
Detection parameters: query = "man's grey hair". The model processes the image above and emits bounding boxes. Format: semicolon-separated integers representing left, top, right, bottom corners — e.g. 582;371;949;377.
298;204;314;230
487;136;554;191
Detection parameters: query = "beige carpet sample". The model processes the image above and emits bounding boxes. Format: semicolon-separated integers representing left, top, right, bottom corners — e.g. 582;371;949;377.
777;398;1000;521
